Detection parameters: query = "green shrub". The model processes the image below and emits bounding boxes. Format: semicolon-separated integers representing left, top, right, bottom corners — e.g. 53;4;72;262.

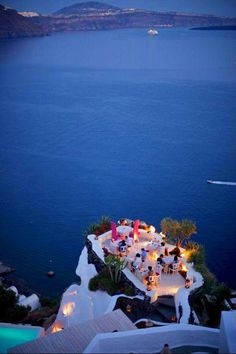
189;245;205;264
88;276;100;291
40;296;59;308
0;286;30;323
85;216;111;237
0;286;17;313
123;287;135;296
5;305;29;323
99;277;118;295
89;267;129;295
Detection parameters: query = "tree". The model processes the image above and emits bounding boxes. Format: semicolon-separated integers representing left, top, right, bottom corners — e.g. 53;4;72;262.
160;218;197;246
180;219;197;245
160;217;173;236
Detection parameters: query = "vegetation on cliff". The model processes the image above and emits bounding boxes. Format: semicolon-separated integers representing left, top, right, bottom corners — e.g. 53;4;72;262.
186;242;231;327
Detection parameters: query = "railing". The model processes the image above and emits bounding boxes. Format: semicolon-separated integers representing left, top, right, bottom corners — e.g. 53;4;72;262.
84;323;219;353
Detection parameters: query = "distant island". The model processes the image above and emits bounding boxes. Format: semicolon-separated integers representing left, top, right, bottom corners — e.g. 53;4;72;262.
1;1;236;39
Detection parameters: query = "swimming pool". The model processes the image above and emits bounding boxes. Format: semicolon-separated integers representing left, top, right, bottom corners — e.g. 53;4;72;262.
0;323;44;353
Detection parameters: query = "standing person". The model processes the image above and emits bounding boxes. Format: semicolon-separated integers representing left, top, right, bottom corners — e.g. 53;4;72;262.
118;239;127;256
178;302;183;323
131;253;141;272
141;248;148;263
125;235;133;248
146;265;155;285
157;254;165;265
160;343;172;354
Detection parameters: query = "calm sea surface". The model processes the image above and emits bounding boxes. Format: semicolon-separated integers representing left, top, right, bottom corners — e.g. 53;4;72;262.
0;28;236;296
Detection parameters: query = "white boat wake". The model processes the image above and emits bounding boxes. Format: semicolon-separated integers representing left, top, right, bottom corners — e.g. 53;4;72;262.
207;180;236;186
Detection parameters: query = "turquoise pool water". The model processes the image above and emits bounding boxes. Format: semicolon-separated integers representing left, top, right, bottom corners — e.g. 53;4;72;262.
0;325;42;353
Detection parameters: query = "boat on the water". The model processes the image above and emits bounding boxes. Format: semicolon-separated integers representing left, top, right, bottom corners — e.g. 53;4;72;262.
147;29;158;36
207;180;236;186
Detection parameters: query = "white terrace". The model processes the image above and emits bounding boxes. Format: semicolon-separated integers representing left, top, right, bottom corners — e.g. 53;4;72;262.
88;224;196;304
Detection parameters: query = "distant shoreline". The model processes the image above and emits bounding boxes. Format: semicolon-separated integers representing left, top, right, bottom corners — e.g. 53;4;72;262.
191;25;236;31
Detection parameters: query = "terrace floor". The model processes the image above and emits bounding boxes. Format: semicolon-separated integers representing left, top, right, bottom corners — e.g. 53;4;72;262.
102;230;187;299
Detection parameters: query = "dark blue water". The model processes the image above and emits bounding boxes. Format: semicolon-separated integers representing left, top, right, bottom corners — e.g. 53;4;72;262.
0;28;236;296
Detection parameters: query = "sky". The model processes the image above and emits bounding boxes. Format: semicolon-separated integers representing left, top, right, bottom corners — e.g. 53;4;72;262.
2;0;236;16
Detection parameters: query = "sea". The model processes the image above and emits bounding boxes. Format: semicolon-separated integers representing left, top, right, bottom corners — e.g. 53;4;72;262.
0;27;235;297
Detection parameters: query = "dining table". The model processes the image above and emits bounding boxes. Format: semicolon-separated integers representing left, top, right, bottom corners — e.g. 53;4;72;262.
116;225;133;238
163;255;175;265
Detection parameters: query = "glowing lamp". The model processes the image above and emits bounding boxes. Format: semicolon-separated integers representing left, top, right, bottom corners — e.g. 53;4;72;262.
126;304;132;313
181;265;188;272
62;302;75;317
52;323;63;333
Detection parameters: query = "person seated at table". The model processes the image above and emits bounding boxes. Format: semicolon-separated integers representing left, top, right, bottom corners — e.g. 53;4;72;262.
164;247;169;256
131;253;141;272
125;235;133;248
146;266;155;283
118;240;127;255
169;255;179;271
119;219;127;226
157;254;165;265
160;242;166;255
169;246;181;257
141;248;148;263
153;238;161;247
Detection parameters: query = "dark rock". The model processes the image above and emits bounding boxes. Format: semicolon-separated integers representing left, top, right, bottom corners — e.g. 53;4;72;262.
0;261;14;275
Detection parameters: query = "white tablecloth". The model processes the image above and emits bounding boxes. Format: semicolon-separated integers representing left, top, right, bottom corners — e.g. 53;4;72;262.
117;225;133;237
163;255;174;264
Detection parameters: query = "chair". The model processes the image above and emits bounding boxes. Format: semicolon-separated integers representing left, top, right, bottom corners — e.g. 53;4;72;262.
163;263;169;274
119;245;127;258
154;274;160;285
148;275;155;283
120;245;127;253
156;266;162;279
170;262;178;275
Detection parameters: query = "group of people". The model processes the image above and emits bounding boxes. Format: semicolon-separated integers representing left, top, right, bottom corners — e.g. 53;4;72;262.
157;254;179;272
117;234;134;255
130;247;150;271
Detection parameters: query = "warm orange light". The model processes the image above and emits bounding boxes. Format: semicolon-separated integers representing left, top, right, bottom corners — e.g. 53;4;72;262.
62;302;75;317
181;265;188;272
51;323;63;333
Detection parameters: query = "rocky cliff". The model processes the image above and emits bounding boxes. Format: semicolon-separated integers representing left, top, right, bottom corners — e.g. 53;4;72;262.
0;4;45;39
